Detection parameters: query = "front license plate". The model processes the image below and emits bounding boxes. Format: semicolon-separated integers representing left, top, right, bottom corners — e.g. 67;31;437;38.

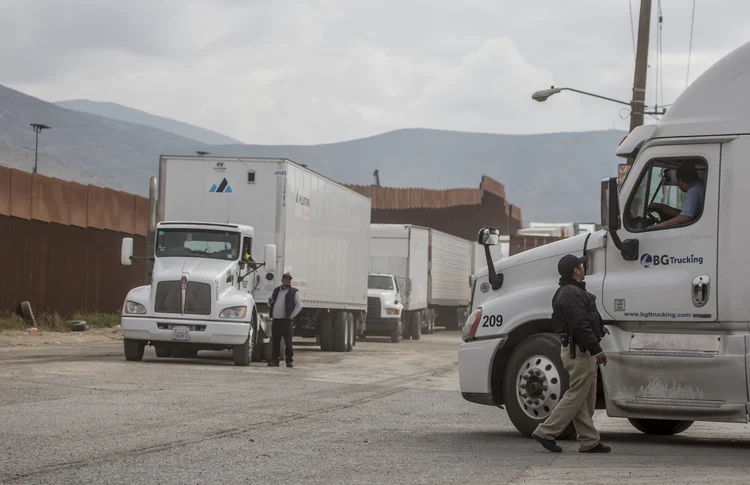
172;326;190;342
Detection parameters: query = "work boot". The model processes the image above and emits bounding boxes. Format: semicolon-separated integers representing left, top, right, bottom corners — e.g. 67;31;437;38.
580;443;611;453
286;362;294;368
532;434;562;453
267;361;279;367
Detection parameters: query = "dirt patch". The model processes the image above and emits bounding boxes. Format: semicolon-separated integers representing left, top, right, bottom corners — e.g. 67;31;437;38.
0;327;123;347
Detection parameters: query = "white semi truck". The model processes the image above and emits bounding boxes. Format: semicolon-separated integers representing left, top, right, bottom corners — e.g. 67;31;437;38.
459;41;750;437
365;224;473;341
119;156;371;365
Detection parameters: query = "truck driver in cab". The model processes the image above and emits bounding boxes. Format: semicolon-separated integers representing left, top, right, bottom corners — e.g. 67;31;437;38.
648;163;704;229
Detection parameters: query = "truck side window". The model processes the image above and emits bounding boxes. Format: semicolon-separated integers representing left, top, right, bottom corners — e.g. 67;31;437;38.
624;158;707;232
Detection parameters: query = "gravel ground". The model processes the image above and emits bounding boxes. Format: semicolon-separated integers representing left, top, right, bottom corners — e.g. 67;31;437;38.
1;331;749;484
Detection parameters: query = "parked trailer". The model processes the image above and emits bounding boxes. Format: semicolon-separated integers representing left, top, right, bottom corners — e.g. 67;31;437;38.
119;156;371;365
365;224;473;338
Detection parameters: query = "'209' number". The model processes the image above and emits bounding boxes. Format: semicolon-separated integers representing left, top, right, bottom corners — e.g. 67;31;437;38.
482;314;503;327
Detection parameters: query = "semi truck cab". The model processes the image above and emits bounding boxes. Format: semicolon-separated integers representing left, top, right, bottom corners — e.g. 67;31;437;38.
459;41;750;438
365;273;404;343
119;221;277;366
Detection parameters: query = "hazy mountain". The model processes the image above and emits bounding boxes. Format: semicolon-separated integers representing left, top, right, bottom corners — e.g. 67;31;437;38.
1;83;626;222
56;99;242;145
0;84;202;191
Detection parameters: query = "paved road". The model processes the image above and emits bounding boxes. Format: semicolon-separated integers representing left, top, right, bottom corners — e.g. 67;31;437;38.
1;331;749;484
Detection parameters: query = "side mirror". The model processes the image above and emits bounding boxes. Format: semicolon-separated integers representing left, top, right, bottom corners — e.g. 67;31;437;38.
469;274;475;287
477;227;500;246
404;278;412;293
264;244;277;281
601;177;621;231
121;238;134;266
476;227;504;291
601;177;639;261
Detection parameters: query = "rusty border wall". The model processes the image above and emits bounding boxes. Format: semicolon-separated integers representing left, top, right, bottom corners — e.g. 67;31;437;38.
0;166;148;315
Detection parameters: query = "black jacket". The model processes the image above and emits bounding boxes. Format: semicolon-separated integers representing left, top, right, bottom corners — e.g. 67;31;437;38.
551;278;605;355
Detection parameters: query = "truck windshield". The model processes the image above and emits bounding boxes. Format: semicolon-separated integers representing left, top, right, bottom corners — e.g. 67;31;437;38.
368;275;394;290
156;229;241;261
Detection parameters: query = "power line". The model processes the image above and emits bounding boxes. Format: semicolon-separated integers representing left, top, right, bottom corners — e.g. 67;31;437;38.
686;0;697;88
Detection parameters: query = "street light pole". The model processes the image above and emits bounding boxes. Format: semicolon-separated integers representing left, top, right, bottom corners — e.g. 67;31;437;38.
30;123;51;174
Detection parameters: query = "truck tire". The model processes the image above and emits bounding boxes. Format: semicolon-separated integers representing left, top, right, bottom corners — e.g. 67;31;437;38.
502;333;576;440
333;312;347;352
425;310;435;334
251;327;265;363
233;333;252;366
154;346;172;358
628;419;694;435
124;339;145;362
391;320;402;343
346;312;354;352
320;313;333;351
402;314;412;340
411;312;422;340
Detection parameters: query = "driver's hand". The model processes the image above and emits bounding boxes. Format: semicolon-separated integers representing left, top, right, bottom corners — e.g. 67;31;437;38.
595;352;607;366
603;326;610;335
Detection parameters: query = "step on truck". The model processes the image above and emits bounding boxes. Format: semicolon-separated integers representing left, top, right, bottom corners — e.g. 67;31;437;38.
459;41;750;437
119;156;371;364
366;224;473;341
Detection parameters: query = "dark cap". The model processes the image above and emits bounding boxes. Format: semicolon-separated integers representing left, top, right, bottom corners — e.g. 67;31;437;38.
557;254;588;276
282;273;293;280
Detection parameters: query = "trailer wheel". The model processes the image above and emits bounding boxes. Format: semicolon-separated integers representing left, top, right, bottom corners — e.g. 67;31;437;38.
411;312;422;340
628;419;694;435
124;339;145;362
319;313;333;351
390;320;402;343
502;333;576;439
333;312;347;352
345;312;354;352
154;346;172;358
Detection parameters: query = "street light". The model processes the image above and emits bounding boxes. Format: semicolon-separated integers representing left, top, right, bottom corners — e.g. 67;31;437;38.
531;85;631;106
30;123;51;174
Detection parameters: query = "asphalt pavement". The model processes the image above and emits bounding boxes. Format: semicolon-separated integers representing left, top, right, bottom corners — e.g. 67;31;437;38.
1;331;749;484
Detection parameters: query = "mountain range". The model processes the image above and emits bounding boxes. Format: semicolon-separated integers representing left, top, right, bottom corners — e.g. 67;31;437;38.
0;83;627;222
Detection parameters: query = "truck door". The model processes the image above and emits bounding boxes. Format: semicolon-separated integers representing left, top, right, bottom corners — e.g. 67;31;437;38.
602;143;718;322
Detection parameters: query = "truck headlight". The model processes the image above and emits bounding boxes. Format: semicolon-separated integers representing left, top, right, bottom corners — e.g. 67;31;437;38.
220;306;247;319
124;301;146;314
386;308;401;315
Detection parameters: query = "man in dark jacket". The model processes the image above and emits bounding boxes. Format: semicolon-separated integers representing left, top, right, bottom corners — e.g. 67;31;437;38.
267;273;302;368
532;254;611;454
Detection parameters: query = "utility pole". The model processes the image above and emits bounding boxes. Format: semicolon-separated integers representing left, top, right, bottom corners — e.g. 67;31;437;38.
630;0;652;132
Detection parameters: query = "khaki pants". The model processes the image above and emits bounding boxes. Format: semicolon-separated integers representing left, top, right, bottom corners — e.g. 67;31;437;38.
533;346;600;450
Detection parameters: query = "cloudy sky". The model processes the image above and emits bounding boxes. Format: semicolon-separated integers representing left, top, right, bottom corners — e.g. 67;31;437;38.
2;0;748;144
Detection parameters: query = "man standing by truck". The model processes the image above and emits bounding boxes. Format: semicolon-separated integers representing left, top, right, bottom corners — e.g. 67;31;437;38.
267;273;302;368
531;254;611;454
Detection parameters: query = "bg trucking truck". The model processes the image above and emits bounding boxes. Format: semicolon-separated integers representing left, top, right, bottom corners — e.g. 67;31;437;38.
119;156;371;365
365;224;473;342
460;41;750;437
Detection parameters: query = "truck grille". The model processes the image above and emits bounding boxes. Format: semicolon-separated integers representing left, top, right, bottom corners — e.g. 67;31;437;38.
367;297;381;317
184;282;211;315
154;281;181;313
154;281;211;315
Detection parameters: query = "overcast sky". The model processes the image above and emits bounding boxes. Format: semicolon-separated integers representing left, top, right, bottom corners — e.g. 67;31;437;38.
2;0;748;144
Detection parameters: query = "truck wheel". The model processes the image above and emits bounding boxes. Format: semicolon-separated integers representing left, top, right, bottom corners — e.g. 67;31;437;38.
233;334;251;366
320;313;333;351
411;312;422;340
402;314;412;340
333;312;347;352
124;339;145;362
628;419;694;435
391;320;402;343
502;333;576;440
345;312;354;352
251;327;265;362
154;346;172;358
